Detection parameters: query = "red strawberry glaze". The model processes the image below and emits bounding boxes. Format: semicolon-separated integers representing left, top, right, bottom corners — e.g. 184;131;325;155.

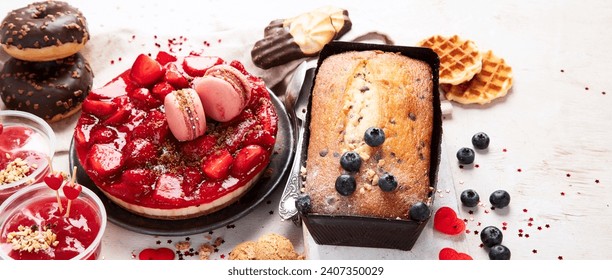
0;197;101;260
74;53;278;216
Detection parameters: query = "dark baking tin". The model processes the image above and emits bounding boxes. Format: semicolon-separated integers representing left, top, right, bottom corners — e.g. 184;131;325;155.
299;41;442;251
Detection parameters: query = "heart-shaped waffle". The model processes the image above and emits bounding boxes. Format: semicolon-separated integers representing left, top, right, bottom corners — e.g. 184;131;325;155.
418;35;483;85
441;50;513;105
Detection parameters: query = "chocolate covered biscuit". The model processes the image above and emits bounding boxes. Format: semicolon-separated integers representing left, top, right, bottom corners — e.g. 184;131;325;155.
251;6;352;69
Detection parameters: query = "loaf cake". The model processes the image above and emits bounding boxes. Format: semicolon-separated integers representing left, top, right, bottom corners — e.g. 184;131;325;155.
299;42;441;250
304;50;434;219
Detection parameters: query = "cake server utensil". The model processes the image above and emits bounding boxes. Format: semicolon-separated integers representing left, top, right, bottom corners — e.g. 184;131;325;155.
278;59;317;225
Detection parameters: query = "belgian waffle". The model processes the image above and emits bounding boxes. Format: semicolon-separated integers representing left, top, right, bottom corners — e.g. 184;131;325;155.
418;35;483;85
441;50;513;105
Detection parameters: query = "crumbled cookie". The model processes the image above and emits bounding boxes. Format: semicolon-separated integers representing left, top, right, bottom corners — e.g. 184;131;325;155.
228;241;257;260
198;243;215;260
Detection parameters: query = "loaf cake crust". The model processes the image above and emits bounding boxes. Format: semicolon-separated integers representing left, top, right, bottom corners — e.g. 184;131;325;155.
304;50;434;219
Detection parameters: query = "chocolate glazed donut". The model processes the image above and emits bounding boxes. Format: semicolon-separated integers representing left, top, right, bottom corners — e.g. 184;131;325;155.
0;53;93;123
0;1;89;61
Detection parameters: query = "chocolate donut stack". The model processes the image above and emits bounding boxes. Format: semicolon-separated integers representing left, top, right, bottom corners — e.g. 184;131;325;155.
0;1;93;123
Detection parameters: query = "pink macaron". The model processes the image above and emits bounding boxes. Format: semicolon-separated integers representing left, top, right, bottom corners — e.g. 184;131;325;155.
193;74;248;122
164;89;207;142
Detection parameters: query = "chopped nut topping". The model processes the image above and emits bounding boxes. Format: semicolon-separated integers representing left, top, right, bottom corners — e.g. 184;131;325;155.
0;157;32;185
372;175;379;186
6;225;58;253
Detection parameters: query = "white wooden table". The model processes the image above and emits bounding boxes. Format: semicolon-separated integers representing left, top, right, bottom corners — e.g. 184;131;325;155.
1;0;611;260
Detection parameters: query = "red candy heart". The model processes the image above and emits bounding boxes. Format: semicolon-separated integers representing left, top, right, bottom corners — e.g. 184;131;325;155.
434;206;466;235
138;248;175;260
44;173;64;191
63;183;82;200
439;247;473;260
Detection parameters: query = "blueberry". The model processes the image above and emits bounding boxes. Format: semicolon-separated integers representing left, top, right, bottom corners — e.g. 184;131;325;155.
480;226;503;247
364;127;386;147
472;132;490;149
489;190;511;208
409;202;431;222
456;147;475;164
489;244;511;260
295;194;312;214
335;174;356;196
378;173;398;192
460;189;480;207
340;151;362;172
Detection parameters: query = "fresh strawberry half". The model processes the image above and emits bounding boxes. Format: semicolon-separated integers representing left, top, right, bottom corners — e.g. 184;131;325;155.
202;149;233;180
90;126;117;144
243;130;276;149
151;81;174;101
180;134;217;161
103;100;132;126
122;168;157;188
130;54;165;87
87;144;124;178
155;51;177;66
181;166;202;196
124;138;157;168
230;145;268;177
256;97;278;134
164;63;190;89
82;99;117;118
128;87;162;109
182;55;224;77
132;110;169;144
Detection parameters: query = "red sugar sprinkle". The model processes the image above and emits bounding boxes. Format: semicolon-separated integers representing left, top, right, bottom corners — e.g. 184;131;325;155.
585;87;589;90
131;35;136;39
463;219;468;223
479;244;484;248
517;168;522;172
603;92;607;95
502;226;507;230
465;229;471;234
558;256;564;260
566;173;571;177
220;254;225;259
518;233;523;237
110;60;114;65
475;164;480;168
502;148;507;152
502;222;508;226
523;209;528;213
532;249;538;254
545;224;550;228
528;223;533;227
459;165;464;169
484;209;490;214
468;210;474;215
596;179;600;183
525;234;530;238
474;230;479;235
154;35;158;39
561;192;565;196
529;217;534;222
218;39;222;43
518;229;524;233
537;226;542;230
560;69;565;73
477;222;481;226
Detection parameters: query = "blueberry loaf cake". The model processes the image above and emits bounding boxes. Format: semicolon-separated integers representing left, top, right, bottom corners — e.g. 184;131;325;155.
303;50;435;220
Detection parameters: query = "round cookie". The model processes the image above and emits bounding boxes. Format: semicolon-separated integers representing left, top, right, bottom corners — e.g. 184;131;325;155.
0;52;93;122
228;241;257;260
254;233;303;260
0;1;89;61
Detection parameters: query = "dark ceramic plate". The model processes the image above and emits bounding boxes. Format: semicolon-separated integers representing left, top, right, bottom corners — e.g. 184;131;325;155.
69;92;294;236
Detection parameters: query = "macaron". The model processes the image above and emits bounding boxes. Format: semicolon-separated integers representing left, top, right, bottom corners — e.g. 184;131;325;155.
164;89;207;142
193;74;247;122
205;65;252;104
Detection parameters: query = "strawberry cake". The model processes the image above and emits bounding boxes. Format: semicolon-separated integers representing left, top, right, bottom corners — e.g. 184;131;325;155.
74;52;278;220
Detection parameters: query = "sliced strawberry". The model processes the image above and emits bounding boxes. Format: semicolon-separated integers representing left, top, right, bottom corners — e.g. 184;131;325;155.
155;51;177;66
82;99;117;118
128;87;162;109
202;149;233;180
90;125;117;144
130;54;165;87
103;103;132;126
164;63;190;89
86;144;124;178
243;130;276;149
124;138;157;168
182;56;223;77
180;134;217;161
122;168;157;188
152;173;184;202
132;110;169;144
181;166;202;196
151;81;174;101
74;115;97;147
89;70;130;100
230;145;268;177
256;97;278;134
220;118;257;152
